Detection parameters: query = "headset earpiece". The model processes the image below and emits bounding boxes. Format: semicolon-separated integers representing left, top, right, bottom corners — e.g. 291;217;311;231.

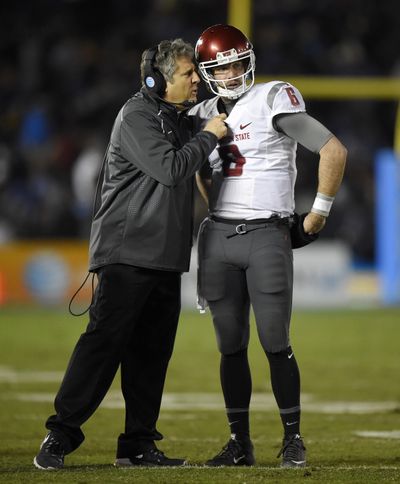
143;46;166;96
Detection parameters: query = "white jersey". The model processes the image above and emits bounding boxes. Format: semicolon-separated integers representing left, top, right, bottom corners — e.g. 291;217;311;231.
189;81;306;219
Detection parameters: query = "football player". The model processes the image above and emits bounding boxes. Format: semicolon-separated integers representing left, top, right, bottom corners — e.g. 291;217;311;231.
190;24;347;467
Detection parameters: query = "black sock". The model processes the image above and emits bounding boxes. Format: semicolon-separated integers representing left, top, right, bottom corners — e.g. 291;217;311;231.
220;349;252;439
228;411;250;439
266;346;301;436
281;410;301;437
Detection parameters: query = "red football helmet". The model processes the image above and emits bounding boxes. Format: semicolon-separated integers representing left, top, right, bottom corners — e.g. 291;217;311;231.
195;24;256;99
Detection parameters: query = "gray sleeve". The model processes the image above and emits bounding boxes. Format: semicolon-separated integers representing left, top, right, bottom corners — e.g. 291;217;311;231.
274;112;333;153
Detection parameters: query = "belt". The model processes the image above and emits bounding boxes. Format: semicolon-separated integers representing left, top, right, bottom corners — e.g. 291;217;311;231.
210;215;290;238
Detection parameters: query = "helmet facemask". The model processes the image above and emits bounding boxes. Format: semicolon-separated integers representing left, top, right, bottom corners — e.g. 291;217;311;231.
199;48;256;100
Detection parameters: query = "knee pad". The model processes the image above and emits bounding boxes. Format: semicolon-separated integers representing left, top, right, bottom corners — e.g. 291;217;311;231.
257;322;290;354
215;323;249;356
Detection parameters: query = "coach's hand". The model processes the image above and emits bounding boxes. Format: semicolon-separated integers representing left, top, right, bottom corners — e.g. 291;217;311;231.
203;114;228;140
303;212;326;234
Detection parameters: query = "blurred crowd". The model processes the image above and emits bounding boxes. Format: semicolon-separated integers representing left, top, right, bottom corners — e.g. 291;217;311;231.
0;0;399;264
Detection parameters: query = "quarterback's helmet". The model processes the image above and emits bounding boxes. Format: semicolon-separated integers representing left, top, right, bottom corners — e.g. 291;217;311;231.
195;24;256;99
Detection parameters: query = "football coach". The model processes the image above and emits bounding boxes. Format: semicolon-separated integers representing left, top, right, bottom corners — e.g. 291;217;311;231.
34;38;227;469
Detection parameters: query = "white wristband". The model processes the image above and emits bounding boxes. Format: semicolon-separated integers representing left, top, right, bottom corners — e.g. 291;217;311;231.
311;192;334;217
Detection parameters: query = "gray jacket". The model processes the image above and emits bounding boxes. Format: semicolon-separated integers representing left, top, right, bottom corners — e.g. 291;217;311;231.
89;89;217;272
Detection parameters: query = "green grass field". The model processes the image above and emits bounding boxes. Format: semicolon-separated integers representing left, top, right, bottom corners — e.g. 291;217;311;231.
0;306;399;483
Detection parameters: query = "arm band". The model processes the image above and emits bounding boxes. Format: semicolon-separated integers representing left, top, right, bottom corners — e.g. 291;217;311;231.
311;192;334;217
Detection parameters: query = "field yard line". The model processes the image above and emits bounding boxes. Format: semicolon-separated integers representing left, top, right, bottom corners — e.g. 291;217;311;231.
0;366;64;382
5;390;400;414
355;430;400;439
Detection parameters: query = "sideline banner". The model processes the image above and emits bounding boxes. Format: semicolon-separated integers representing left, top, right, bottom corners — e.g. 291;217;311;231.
0;240;365;308
0;241;91;305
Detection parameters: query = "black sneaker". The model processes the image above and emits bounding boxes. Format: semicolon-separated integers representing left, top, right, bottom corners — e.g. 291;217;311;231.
114;448;186;467
33;432;65;470
205;436;255;467
277;433;306;468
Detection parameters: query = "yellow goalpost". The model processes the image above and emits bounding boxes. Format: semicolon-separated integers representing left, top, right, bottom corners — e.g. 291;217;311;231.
227;0;400;155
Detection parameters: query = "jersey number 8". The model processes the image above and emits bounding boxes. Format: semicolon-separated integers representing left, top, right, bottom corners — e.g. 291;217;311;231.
218;144;246;177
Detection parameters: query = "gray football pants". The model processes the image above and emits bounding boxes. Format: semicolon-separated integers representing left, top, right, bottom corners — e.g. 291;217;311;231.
198;218;293;354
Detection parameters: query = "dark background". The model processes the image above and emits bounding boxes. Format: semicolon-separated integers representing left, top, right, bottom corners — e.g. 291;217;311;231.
1;0;399;265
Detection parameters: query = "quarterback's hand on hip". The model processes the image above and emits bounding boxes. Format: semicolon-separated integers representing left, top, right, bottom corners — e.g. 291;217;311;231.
303;212;326;234
203;114;228;140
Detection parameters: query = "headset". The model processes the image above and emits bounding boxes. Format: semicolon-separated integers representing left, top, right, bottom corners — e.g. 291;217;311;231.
143;46;166;96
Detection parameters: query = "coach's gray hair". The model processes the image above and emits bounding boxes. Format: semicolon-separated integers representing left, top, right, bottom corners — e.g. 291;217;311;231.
140;39;194;85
